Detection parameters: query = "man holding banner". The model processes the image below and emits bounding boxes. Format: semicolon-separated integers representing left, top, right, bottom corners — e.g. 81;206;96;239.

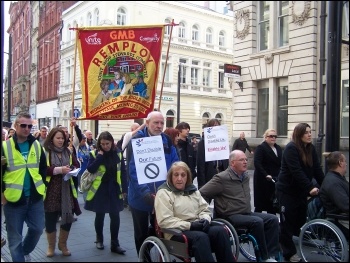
125;111;179;255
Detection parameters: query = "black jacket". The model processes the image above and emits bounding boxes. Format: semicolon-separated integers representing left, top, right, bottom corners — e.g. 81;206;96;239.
232;138;252;153
253;141;282;211
177;138;197;180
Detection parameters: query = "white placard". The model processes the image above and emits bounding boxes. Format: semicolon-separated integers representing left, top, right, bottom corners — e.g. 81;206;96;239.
132;135;167;184
204;125;230;162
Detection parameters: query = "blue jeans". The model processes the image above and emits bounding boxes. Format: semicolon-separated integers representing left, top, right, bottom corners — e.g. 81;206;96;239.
3;198;45;262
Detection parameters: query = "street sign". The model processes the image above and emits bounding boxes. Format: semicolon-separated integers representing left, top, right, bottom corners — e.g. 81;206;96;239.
224;64;241;79
73;108;81;118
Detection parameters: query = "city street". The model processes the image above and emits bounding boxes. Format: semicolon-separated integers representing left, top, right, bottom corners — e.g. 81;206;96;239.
1;171;299;262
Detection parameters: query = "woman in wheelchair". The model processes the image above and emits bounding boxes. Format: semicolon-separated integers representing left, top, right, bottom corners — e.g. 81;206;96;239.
154;161;235;262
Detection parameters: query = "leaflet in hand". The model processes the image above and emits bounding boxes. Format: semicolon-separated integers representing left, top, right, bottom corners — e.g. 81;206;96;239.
63;168;81;181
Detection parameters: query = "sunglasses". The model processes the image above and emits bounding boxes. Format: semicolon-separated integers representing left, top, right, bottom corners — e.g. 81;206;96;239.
19;124;33;129
267;135;278;138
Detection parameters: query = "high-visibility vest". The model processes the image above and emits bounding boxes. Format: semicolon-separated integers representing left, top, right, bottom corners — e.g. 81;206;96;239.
2;138;45;202
44;151;77;199
86;151;123;201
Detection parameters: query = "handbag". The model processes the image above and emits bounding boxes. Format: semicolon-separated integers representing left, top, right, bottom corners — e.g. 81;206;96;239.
79;170;102;192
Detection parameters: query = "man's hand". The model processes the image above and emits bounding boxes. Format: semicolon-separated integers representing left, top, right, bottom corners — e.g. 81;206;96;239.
143;193;155;206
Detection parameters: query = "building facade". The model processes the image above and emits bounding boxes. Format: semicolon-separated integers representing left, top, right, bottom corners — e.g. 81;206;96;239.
58;1;234;139
228;1;348;157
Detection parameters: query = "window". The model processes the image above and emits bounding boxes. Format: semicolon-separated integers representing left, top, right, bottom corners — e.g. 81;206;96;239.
117;8;126;25
218;65;224;89
179;58;187;83
161;62;170;82
219;31;225;46
202;112;210;128
203;63;211;87
278;1;289;47
166;110;175;128
192;25;199;41
72;21;78;39
206;28;213;44
164;18;171;35
65;59;73;85
278;86;288;136
94;9;99;26
87;13;92;26
341;79;349;137
215;113;222;124
178;22;186;38
191;60;199;85
67;24;72;40
257;86;269;137
258;1;270;51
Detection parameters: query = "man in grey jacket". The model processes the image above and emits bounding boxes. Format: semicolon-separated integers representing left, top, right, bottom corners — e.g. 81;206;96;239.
199;150;280;262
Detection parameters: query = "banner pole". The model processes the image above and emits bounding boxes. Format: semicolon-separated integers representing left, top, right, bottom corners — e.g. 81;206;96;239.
158;19;176;111
70;28;79;145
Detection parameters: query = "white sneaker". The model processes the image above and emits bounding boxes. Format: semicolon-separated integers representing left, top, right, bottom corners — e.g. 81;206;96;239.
289;254;302;262
24;254;31;262
262;258;277;262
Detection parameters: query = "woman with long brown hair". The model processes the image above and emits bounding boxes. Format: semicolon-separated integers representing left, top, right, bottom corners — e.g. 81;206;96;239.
276;123;324;262
43;127;81;257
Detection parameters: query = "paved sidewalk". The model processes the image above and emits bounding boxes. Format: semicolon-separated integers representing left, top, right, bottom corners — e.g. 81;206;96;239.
1;171;257;262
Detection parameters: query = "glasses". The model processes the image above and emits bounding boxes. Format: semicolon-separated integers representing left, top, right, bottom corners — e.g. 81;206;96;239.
267;135;278;138
19;124;33;129
234;158;248;162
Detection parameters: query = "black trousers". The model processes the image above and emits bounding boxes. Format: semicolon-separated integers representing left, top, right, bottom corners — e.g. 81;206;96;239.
95;212;120;244
130;206;154;255
171;226;235;262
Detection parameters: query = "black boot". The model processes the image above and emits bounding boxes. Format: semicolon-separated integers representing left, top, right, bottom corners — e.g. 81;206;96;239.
95;235;104;250
110;240;126;254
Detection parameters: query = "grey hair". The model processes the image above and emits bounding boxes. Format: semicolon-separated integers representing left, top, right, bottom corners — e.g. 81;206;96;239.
146;111;164;120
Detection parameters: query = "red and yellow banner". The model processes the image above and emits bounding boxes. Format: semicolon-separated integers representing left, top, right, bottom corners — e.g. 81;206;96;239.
77;25;164;120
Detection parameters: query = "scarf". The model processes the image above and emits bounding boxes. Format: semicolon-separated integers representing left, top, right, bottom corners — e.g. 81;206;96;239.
158;181;197;196
49;146;74;225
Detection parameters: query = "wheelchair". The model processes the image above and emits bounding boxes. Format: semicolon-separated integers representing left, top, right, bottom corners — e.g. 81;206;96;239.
138;217;240;262
298;213;349;262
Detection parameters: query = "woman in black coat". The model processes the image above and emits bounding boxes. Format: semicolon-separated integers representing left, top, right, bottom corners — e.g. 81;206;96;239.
276;123;324;262
253;129;282;214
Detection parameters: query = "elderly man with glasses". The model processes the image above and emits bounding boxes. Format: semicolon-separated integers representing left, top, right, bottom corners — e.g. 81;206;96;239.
200;150;281;262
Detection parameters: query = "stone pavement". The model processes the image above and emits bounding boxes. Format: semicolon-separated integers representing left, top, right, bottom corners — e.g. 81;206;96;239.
1;171;256;262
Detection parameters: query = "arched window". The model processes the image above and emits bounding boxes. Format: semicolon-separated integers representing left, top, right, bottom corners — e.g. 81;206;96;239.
166;110;175;128
72;21;78;39
206;28;213;44
164;18;171;35
94;9;99;25
202;112;210;128
67;24;72;40
87;12;92;26
215;113;223;124
178;22;186;39
219;31;225;46
192;25;199;41
117;8;126;25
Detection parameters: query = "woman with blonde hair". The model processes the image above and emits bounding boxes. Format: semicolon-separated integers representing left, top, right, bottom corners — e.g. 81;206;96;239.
120;73;133;96
253;128;282;214
155;161;234;262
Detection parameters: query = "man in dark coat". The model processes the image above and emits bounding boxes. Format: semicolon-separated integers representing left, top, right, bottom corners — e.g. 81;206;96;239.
232;132;253;154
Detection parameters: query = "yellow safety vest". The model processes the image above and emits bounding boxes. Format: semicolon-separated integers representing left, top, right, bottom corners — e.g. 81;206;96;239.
86;151;123;201
2;138;45;202
44;151;77;199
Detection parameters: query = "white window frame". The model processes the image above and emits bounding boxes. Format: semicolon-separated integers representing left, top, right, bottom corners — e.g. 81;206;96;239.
278;1;289;47
258;1;270;51
206;28;213;44
178;22;186;38
94;8;100;26
117;8;126;25
219;31;225;46
192;25;199;41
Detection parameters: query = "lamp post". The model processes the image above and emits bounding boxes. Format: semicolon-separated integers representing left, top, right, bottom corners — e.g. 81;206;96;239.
177;63;182;123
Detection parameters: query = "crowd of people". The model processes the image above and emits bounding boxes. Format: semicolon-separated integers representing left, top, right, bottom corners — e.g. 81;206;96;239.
2;111;348;262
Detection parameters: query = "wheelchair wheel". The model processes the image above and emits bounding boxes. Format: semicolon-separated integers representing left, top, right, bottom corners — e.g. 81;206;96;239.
299;219;348;262
212;218;240;261
139;236;171;262
239;233;258;261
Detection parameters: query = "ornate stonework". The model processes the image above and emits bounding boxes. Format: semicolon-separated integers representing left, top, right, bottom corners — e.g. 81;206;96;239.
234;9;250;40
291;1;311;26
264;54;274;64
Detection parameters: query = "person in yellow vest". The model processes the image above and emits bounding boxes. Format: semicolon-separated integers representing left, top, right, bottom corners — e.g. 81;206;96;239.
42;127;81;257
84;131;128;254
1;112;47;262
